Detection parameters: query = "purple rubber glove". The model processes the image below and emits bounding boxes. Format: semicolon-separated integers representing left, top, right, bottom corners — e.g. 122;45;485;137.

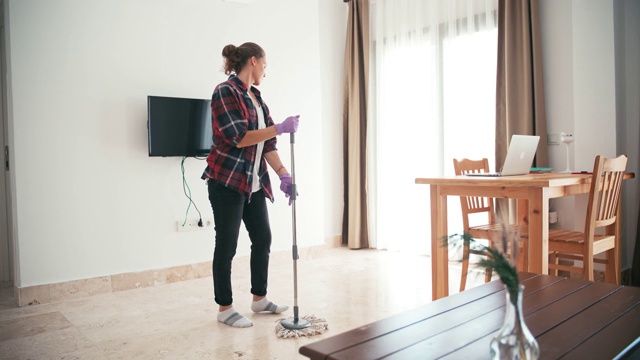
275;115;300;135
279;173;298;206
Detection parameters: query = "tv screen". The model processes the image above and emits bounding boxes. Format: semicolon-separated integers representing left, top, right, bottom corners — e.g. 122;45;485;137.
147;95;213;157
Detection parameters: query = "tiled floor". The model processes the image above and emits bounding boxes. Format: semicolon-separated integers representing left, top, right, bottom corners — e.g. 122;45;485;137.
0;247;481;359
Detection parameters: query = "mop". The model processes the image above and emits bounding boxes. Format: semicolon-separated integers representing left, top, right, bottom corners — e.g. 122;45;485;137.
275;133;328;339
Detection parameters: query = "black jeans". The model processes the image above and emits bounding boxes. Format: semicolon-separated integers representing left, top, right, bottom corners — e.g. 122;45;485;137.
208;180;272;306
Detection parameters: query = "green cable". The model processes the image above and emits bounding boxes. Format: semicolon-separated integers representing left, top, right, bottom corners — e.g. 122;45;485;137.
181;157;192;227
180;156;203;228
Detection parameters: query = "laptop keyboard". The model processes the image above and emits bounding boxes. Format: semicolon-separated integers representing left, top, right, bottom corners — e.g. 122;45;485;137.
465;172;503;177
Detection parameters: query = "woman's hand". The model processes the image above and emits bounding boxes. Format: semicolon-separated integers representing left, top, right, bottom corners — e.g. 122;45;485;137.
275;115;300;135
278;173;297;206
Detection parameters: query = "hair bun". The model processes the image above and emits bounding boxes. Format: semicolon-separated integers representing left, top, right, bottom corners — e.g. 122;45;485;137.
220;42;264;76
222;44;238;58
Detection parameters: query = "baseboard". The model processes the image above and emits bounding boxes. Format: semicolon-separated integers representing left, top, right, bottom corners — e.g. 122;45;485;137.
325;235;343;247
593;270;605;282
13;244;328;307
556;258;607;282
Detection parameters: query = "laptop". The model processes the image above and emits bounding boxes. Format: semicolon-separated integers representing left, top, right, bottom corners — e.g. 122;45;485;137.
465;135;540;177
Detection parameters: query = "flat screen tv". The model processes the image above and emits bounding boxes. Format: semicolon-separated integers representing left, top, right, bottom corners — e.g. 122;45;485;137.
147;95;213;157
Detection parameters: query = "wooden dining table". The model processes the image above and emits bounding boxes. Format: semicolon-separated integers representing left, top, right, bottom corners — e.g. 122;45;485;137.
415;172;634;301
299;273;640;359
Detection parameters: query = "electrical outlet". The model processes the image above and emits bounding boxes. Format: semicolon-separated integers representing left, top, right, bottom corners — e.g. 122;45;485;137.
176;218;214;232
560;132;574;144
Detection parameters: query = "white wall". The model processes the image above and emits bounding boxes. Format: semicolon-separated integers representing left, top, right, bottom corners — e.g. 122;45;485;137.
6;0;347;288
541;0;639;269
318;0;347;243
570;0;617;245
540;0;617;229
539;0;576;231
571;1;616;170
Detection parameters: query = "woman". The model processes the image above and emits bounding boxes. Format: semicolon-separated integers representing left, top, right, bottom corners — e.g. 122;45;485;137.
202;42;299;328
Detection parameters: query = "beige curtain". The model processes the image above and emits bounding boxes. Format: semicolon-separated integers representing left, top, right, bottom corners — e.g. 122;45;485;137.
342;0;370;249
495;0;548;169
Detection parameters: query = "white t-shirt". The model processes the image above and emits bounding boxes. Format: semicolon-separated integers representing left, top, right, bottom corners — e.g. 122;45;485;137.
252;104;266;193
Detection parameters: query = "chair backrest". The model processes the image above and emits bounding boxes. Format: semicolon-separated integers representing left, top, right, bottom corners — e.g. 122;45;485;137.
453;158;495;229
584;155;628;235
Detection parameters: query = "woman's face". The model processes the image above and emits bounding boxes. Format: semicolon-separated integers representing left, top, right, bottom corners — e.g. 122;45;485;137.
251;56;267;86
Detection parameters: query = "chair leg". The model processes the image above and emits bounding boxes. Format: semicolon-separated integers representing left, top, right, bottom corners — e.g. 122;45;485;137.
584;255;595;282
605;248;618;284
460;244;470;292
484;267;492;283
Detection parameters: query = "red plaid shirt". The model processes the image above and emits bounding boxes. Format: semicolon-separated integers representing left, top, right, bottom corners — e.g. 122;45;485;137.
201;75;277;202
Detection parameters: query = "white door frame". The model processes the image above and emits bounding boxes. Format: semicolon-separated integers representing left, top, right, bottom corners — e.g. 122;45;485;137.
0;0;13;284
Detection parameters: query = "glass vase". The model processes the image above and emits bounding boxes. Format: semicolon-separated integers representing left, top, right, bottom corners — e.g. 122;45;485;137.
490;284;539;360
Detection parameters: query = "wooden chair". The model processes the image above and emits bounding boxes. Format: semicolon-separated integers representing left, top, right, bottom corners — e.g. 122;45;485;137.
547;155;627;284
453;158;528;291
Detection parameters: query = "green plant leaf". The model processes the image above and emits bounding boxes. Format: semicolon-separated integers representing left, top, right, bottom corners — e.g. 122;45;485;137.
445;232;520;305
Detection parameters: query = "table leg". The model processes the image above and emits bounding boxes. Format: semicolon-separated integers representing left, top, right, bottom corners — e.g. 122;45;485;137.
516;199;529;272
430;185;448;300
517;199;529;226
527;187;549;274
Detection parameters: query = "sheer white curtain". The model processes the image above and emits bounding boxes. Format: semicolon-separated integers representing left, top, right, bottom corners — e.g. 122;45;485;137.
369;0;498;254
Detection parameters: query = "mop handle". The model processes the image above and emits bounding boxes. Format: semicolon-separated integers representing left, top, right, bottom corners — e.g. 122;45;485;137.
290;132;296;201
290;132;297;238
290;132;300;322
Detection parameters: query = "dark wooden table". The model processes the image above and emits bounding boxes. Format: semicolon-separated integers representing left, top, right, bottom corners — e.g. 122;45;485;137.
299;273;640;359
